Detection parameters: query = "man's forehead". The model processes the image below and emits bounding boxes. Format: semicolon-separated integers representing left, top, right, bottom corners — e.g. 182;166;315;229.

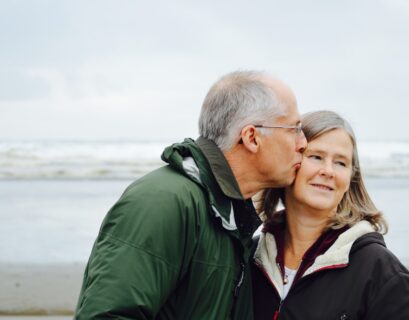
262;76;299;122
276;103;300;124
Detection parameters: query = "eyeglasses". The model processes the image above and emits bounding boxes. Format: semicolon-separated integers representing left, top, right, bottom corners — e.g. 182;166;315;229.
254;123;303;134
238;122;303;144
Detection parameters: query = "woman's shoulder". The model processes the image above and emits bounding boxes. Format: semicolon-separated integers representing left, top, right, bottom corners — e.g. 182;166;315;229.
350;233;409;319
351;231;409;276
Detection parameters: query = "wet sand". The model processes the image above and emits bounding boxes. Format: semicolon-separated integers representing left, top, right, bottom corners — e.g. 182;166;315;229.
0;317;71;320
0;263;84;316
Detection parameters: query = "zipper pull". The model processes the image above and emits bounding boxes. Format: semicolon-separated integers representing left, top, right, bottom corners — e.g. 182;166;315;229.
274;299;283;319
234;262;245;297
277;262;286;284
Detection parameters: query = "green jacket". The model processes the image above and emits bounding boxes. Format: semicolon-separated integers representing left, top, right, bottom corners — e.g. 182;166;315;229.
75;137;261;319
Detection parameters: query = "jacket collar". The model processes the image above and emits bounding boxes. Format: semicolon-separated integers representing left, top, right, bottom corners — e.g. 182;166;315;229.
263;219;348;282
303;220;375;276
196;136;243;200
254;220;376;296
195;137;261;240
161;137;245;233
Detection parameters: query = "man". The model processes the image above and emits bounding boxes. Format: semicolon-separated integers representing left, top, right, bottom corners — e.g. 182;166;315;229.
75;71;307;319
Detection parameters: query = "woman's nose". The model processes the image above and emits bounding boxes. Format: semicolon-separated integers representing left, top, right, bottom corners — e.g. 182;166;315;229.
319;160;335;177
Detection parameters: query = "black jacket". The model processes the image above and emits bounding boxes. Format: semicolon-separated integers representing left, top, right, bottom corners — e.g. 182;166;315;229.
252;221;409;320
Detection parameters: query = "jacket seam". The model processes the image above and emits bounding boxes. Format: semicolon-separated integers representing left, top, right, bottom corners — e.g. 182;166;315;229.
367;271;407;308
191;258;236;268
100;231;180;271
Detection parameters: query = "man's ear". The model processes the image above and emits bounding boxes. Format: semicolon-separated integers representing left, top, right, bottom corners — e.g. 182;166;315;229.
240;125;260;153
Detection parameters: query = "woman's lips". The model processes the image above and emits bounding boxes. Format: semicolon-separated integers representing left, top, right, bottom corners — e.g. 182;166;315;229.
311;183;334;191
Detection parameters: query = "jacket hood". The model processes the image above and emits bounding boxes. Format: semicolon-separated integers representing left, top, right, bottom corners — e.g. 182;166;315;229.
303;220;377;276
350;231;386;254
161;138;238;232
161;138;204;177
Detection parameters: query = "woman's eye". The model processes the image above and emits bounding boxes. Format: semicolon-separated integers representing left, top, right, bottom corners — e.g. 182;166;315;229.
335;161;346;167
309;155;321;160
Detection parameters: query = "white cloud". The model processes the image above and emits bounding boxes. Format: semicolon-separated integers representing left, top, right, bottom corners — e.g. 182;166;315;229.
0;0;408;142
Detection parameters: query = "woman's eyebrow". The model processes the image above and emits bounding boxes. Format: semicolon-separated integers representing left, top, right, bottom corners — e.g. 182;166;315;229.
334;154;352;162
304;148;324;154
305;149;351;161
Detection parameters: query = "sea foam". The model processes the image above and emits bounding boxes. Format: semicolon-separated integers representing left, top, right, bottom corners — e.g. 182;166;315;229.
1;140;408;179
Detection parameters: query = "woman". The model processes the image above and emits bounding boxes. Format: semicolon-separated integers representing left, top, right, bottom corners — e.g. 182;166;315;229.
252;111;409;319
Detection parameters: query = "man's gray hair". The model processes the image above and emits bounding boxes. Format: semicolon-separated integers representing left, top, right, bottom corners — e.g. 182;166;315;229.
198;71;287;151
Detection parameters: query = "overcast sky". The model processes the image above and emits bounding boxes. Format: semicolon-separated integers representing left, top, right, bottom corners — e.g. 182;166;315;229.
1;0;408;143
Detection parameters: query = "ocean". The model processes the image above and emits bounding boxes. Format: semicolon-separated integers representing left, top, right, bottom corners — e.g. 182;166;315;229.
0;140;408;267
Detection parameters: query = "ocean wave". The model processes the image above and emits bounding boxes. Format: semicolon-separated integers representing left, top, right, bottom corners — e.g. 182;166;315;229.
1;140;409;179
0;141;167;179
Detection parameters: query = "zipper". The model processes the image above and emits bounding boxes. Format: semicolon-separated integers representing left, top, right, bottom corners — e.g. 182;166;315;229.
234;262;245;297
273;263;285;320
254;262;284;319
273;299;283;320
257;260;345;319
273;264;347;319
230;262;246;320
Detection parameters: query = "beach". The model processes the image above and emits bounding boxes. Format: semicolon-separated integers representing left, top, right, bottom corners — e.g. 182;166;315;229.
0;315;72;320
0;179;131;317
0;263;83;316
1;176;409;317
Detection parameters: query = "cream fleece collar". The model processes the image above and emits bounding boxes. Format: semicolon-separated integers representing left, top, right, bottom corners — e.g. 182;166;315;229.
253;220;376;297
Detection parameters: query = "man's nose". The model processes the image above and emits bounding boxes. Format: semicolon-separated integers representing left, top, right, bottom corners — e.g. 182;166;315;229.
296;131;307;153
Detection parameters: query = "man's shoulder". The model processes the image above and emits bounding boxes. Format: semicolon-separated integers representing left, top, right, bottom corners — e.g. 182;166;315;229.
132;165;202;189
121;165;207;205
100;166;210;238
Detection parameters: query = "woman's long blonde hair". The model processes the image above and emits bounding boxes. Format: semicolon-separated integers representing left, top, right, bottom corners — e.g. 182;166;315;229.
258;110;388;233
